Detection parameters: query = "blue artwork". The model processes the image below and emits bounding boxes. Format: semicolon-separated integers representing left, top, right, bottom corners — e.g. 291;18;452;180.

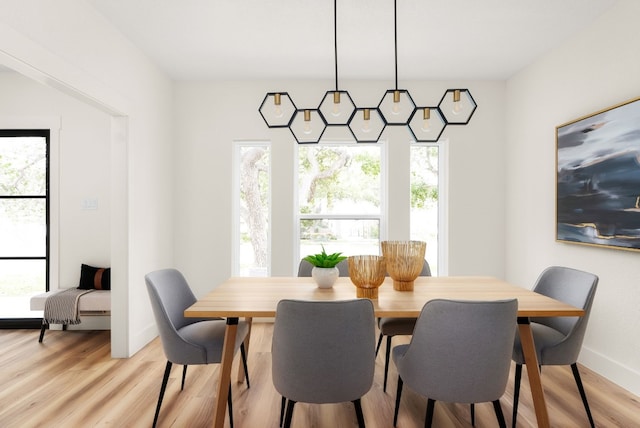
556;98;640;251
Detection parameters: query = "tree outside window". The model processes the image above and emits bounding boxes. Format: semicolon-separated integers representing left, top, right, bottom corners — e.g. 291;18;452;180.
297;144;383;260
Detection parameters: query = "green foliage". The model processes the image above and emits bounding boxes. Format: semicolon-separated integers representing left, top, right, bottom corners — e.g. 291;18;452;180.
303;245;347;268
356;153;380;176
0;137;47;226
410;182;438;208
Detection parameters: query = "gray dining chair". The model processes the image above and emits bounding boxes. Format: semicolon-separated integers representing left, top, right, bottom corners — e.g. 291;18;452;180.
297;258;350;277
145;268;250;428
512;266;598;428
272;299;376;428
393;298;518;428
376;259;431;392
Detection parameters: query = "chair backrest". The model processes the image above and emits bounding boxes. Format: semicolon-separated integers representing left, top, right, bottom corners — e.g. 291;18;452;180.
420;259;432;276
396;299;518;404
272;299;376;404
530;266;598;361
531;266;598;333
145;268;204;363
297;259;350;277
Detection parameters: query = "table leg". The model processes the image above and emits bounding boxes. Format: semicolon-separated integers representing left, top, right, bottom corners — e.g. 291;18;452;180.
213;317;239;428
237;317;253;383
517;317;549;428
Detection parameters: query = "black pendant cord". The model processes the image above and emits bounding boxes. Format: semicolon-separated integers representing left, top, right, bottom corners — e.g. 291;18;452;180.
334;0;339;91
394;0;398;90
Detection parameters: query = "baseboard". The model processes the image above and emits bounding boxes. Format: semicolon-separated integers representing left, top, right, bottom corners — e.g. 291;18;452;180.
580;346;640;397
129;321;159;357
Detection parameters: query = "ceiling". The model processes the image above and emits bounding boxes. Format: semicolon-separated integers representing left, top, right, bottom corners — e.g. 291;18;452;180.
87;0;617;81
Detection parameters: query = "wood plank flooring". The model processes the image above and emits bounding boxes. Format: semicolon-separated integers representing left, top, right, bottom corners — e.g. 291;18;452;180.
1;323;638;427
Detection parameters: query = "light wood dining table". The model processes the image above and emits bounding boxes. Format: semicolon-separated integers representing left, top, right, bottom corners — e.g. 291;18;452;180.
185;275;584;428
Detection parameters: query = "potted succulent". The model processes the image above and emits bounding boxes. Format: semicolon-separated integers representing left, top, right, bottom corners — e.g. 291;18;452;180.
304;245;347;288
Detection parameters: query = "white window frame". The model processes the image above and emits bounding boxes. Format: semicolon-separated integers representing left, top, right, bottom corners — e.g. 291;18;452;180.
410;139;449;276
293;140;388;270
231;140;272;277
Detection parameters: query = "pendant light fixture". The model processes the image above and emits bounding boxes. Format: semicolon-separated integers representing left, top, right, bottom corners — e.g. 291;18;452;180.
259;0;477;144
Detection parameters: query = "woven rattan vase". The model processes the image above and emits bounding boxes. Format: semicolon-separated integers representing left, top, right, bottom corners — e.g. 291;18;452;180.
381;240;426;291
348;255;386;299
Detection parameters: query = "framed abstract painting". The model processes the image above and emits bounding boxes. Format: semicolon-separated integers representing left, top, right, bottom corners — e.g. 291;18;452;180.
556;97;640;251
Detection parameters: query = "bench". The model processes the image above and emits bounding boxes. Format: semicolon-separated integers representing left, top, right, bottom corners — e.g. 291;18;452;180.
30;289;111;342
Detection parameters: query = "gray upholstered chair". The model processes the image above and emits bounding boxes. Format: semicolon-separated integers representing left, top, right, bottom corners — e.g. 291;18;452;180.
512;266;598;428
392;299;518;428
297;258;350;277
376;259;431;392
145;268;250;428
272;299;376;428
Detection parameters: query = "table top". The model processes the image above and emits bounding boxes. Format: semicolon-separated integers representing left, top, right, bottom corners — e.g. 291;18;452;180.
185;276;584;319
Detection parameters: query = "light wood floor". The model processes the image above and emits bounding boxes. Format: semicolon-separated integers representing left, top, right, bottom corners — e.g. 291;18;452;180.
1;323;638;427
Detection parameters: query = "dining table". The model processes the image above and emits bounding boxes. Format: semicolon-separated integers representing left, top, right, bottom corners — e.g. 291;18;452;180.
185;275;584;428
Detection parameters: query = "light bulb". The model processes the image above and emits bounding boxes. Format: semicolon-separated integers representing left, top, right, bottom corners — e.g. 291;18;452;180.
391;90;401;115
420;108;431;133
361;109;371;133
451;90;464;116
452;101;464;115
273;93;284;118
303;110;313;135
303;123;313;135
331;92;342;117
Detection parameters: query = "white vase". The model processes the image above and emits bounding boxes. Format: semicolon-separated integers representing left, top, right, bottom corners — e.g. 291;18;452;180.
311;266;339;288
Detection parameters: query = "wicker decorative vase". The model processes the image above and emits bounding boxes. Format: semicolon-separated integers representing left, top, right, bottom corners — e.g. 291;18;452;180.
348;255;386;299
380;240;426;291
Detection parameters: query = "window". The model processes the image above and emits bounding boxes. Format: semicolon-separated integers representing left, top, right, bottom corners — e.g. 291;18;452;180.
410;142;447;276
233;142;271;277
296;142;385;263
0;130;49;324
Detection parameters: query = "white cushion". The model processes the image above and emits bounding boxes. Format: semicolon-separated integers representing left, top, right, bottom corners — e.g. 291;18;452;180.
30;289;111;312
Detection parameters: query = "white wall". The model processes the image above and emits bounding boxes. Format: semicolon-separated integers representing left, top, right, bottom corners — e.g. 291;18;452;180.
0;0;174;357
0;72;111;286
173;79;506;296
505;0;640;395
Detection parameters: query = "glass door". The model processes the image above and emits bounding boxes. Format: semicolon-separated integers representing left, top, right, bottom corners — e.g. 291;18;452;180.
0;130;49;326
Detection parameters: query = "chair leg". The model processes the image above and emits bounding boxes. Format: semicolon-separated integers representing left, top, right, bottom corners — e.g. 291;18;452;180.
353;398;366;428
283;399;296;428
227;383;234;428
512;363;522;428
571;363;595;428
425;398;435;428
493;399;507;428
470;403;475;426
280;396;287;427
240;343;250;388
375;331;384;356
393;376;404;427
152;361;173;428
383;335;392;392
181;365;188;390
38;321;47;343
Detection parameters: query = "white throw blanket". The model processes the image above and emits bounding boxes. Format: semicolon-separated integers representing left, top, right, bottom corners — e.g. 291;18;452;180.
43;288;94;325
